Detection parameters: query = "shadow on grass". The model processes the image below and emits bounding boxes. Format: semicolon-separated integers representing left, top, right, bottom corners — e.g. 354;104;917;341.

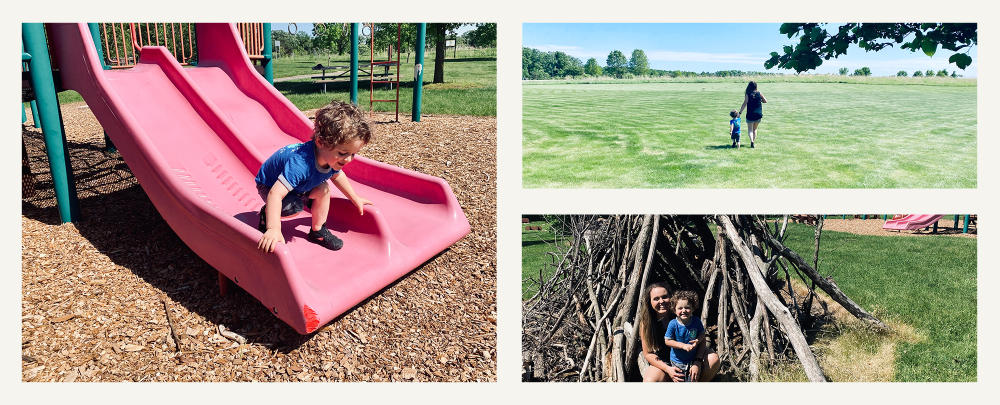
445;57;496;62
275;79;418;96
705;144;738;150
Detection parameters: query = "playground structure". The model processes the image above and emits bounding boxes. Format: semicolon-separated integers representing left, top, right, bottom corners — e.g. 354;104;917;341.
21;23;468;334
883;214;973;233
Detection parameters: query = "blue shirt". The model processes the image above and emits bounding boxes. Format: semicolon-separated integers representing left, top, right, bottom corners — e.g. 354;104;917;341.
255;140;340;196
730;118;740;134
665;317;704;365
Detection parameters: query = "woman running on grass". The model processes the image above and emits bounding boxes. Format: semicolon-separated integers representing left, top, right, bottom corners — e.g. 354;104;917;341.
738;81;767;148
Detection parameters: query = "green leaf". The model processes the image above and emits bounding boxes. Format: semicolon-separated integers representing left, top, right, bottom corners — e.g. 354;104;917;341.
783;45;793;54
949;53;973;69
921;37;937;57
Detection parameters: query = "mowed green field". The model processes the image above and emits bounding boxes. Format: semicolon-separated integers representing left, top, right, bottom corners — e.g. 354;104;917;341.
523;80;976;188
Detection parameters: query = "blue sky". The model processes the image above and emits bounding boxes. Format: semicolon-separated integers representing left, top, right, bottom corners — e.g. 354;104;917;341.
523;23;977;77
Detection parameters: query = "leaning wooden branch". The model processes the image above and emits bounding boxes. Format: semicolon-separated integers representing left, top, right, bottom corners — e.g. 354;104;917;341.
715;215;827;382
756;225;888;331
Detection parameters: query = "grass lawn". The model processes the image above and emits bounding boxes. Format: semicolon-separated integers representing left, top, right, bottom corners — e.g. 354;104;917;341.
273;49;496;116
521;221;562;300
781;223;977;381
523;77;976;188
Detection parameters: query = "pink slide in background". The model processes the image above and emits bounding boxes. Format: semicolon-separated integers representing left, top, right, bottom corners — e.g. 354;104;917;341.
45;23;470;334
883;214;944;231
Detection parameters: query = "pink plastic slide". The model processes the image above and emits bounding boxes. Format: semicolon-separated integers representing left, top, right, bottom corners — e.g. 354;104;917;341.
883;215;944;231
45;23;470;334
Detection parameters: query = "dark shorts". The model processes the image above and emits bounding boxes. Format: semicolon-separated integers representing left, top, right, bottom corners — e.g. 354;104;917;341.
257;183;307;217
731;132;741;141
670;359;693;382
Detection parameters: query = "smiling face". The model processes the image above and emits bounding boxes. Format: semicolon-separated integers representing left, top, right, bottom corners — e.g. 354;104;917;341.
316;138;365;171
649;286;671;319
674;298;693;321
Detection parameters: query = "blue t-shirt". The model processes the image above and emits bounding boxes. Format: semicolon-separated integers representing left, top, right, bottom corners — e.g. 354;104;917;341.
730;118;740;134
255;140;340;196
665;317;704;365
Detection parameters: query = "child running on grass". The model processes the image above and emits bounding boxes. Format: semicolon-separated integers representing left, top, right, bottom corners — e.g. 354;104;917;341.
729;110;741;148
255;101;374;253
664;290;705;382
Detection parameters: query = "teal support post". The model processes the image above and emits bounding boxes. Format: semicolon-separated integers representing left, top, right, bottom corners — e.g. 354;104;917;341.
963;214;970;233
953;215;959;230
412;23;426;122
23;103;27;123
932;220;938;233
87;23;115;152
23;23;80;223
87;23;110;70
262;23;274;84
349;23;359;105
29;100;41;128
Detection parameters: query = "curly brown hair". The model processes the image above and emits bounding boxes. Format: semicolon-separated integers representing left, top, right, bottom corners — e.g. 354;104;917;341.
312;100;373;149
671;290;700;313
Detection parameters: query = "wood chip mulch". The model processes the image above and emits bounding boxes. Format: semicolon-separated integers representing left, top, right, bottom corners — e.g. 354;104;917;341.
21;104;496;382
821;218;976;238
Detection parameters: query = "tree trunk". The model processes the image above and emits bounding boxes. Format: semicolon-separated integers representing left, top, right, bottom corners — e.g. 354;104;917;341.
433;24;446;83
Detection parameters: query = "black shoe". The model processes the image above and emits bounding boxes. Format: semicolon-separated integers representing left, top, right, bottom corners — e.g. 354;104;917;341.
750;142;755;148
731;142;736;148
258;205;267;232
308;226;343;251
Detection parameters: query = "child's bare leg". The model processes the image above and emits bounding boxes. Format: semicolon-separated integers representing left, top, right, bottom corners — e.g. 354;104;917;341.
308;181;332;231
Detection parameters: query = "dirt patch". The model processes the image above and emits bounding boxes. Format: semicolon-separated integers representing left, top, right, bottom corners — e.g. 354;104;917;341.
821;218;976;239
21;103;496;382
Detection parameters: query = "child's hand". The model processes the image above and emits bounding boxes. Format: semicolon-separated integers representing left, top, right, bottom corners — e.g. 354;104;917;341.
689;363;701;382
351;196;373;216
683;343;696;352
258;228;284;253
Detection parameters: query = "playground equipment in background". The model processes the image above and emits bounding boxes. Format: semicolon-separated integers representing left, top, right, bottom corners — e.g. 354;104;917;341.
307;23;404;122
882;214;973;233
368;23;401;122
25;23;469;334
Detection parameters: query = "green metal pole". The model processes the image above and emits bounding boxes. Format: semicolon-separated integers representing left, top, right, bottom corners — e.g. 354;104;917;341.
350;23;359;105
262;23;274;84
23;23;79;223
412;23;426;122
953;215;959;230
963;214;970;233
30;100;41;128
23;103;27;123
87;23;110;70
87;23;116;153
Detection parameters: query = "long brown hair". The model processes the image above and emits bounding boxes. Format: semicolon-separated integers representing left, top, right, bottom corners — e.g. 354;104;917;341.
638;281;672;354
745;80;758;96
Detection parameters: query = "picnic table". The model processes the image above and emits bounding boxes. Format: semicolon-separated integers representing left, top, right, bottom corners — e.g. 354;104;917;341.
311;62;397;93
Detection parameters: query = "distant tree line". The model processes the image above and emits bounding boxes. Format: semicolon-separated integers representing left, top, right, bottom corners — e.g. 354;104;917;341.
523;47;781;80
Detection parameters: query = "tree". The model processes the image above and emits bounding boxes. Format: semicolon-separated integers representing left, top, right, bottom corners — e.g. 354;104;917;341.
852;66;871;76
951;71;959;78
765;23;976;73
926;69;935;76
312;23;351;55
584;58;603;76
522;47;555;80
897;70;908;77
606;50;628;78
429;23;465;83
628;49;649;76
464;23;496;48
838;67;849;75
913;70;923;77
553;52;583;77
936;69;949;77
